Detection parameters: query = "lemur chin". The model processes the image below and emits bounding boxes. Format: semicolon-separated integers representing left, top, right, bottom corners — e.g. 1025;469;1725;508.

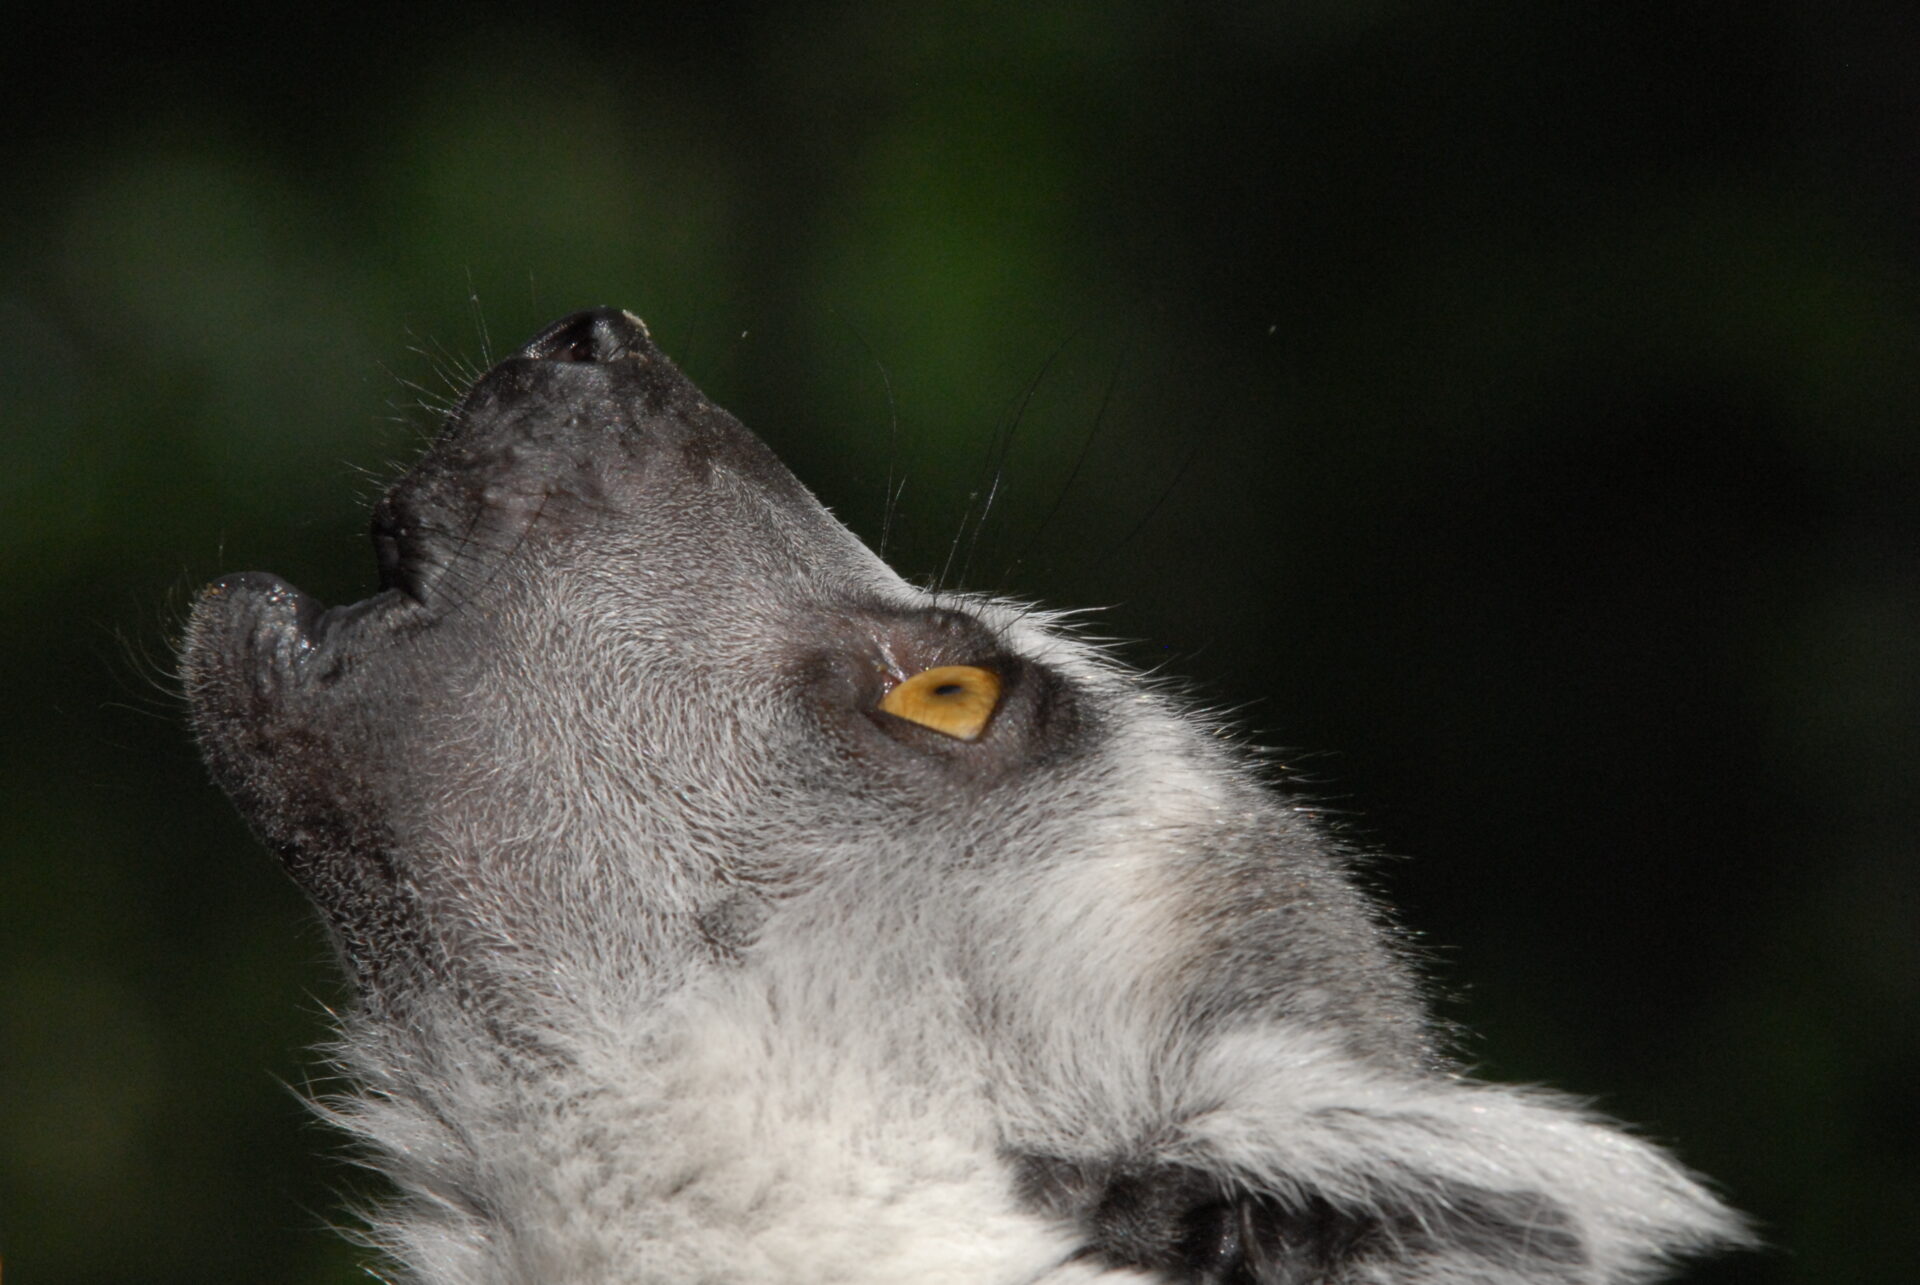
184;308;1748;1283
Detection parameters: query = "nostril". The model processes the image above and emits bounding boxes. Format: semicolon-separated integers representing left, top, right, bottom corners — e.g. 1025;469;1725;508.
519;308;651;364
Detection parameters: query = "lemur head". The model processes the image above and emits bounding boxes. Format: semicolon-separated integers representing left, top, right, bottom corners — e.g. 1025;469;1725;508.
183;309;1745;1284
185;308;1422;1055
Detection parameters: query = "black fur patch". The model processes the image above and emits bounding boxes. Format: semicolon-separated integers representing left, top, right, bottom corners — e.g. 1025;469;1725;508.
1014;1153;1588;1283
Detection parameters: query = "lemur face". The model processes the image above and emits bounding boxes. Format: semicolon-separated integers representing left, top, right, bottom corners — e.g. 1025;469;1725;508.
185;309;1420;1052
183;310;1745;1284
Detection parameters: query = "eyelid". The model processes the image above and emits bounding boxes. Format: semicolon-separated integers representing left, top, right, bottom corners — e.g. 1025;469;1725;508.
877;665;1002;741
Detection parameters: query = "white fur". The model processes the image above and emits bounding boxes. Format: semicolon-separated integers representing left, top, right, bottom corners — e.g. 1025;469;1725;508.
301;604;1743;1282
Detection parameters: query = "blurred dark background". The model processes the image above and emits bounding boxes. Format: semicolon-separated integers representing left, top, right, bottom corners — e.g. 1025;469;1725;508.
3;3;1915;1281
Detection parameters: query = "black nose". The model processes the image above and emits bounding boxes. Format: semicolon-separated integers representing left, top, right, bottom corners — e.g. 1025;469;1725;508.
520;308;653;364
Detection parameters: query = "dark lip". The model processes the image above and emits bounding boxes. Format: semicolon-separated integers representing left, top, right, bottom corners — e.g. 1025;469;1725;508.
199;572;412;675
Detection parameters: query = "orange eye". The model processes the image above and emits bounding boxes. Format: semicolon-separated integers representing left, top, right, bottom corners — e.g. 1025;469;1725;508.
878;665;1002;741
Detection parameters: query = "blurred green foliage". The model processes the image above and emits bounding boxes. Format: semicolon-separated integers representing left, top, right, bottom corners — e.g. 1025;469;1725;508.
3;3;1916;1281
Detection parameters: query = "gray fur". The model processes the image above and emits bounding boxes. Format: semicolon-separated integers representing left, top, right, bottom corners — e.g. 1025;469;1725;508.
182;309;1748;1283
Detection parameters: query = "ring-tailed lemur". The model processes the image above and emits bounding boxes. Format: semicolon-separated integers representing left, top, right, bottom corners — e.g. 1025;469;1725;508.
183;309;1747;1283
